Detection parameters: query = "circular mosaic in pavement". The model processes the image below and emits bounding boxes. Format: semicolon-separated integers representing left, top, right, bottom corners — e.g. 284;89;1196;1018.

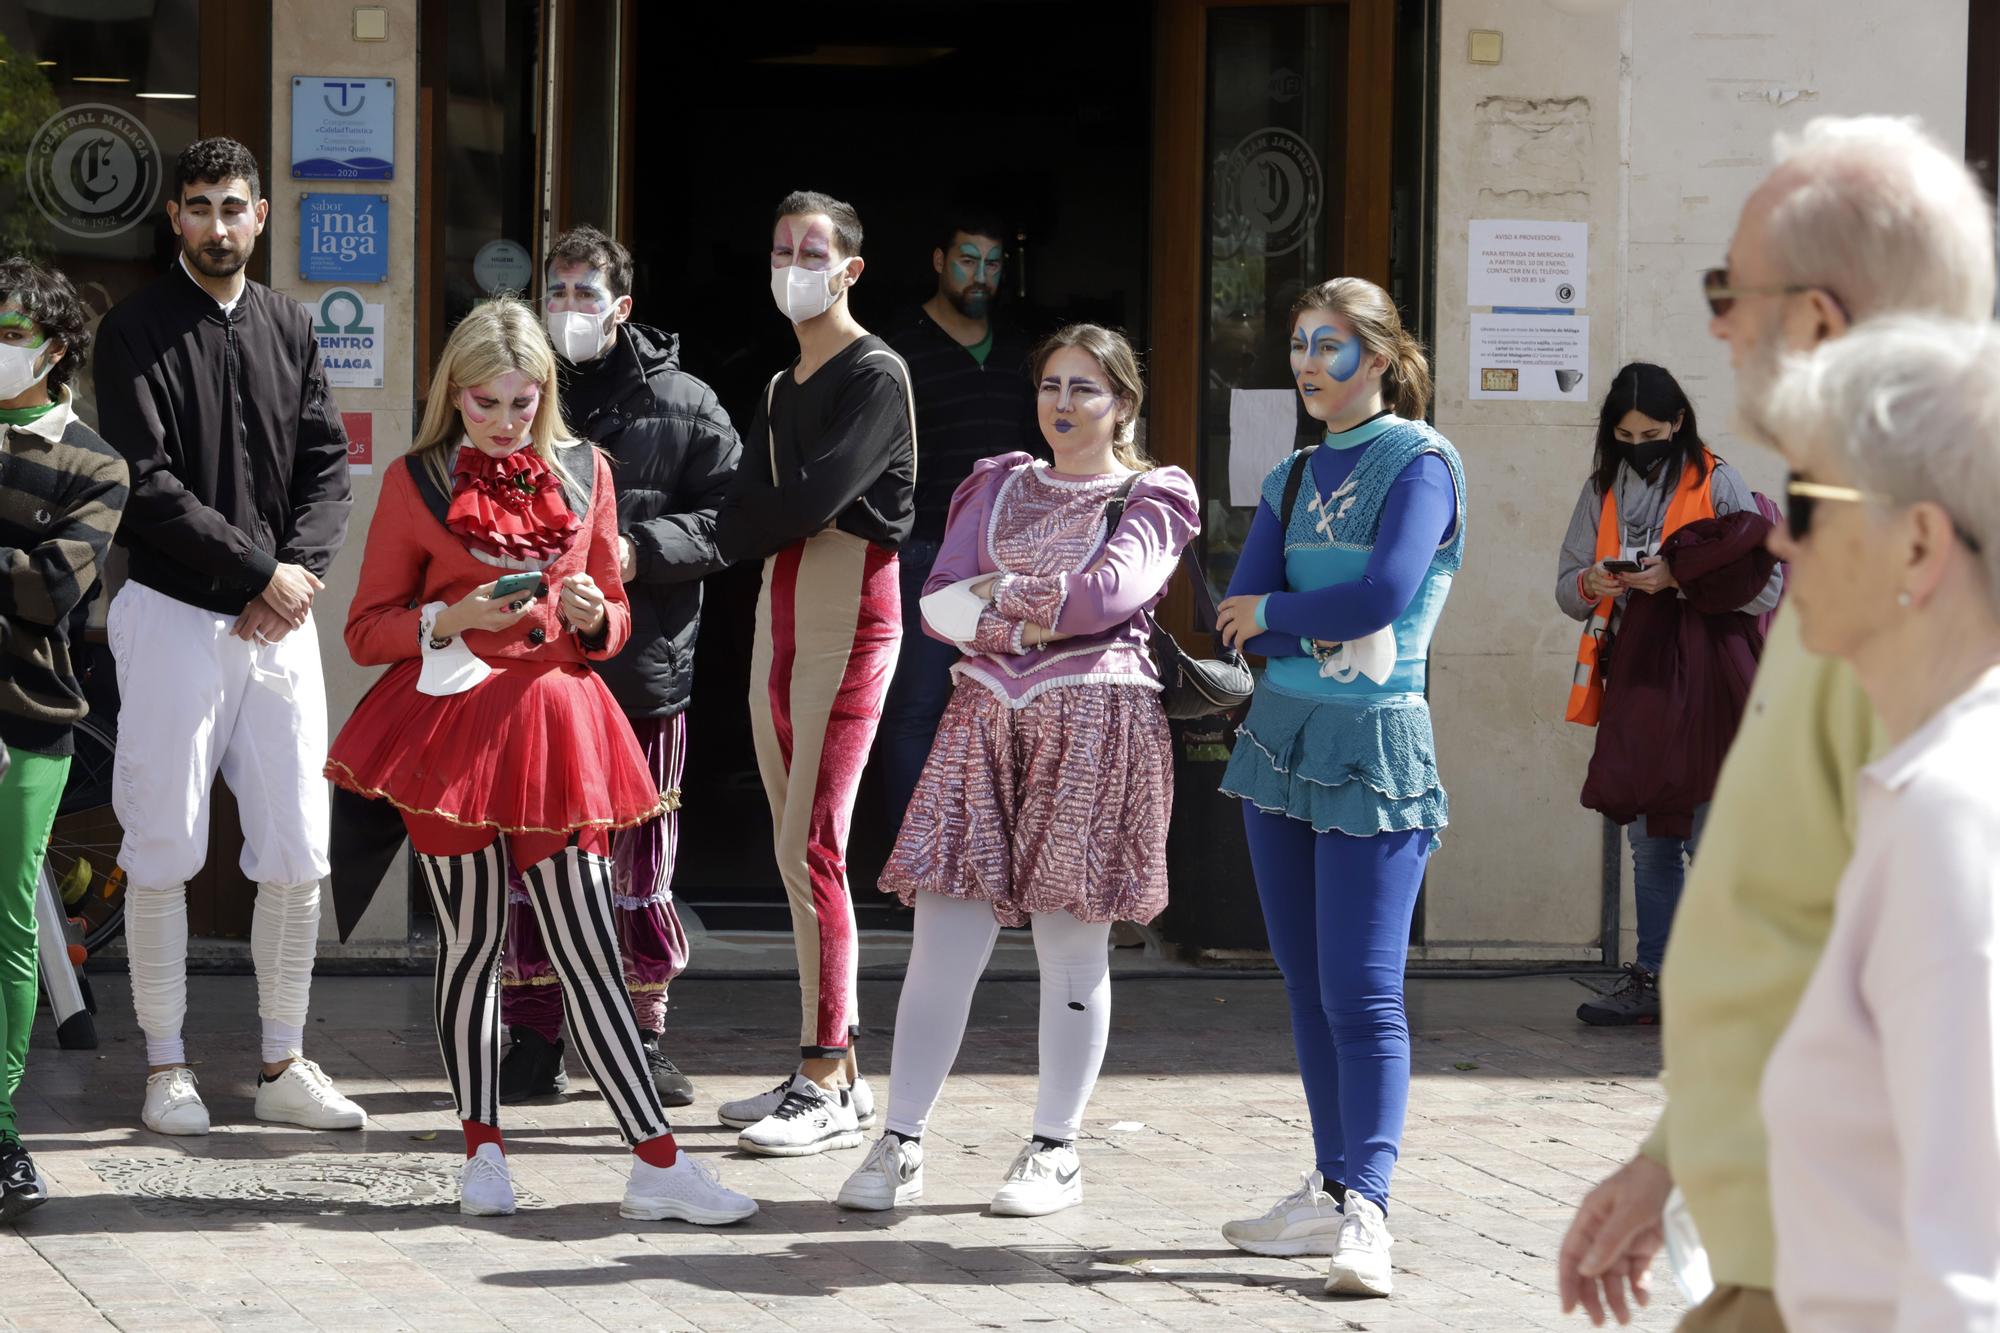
89;1153;543;1216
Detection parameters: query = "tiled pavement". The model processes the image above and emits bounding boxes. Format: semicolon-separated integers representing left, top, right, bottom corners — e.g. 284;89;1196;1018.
2;973;1678;1331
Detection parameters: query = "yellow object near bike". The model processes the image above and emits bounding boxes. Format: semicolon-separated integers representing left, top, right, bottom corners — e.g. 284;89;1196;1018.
57;855;92;907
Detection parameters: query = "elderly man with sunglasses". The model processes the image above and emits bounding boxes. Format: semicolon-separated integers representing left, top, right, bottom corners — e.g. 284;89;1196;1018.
1557;114;1996;1333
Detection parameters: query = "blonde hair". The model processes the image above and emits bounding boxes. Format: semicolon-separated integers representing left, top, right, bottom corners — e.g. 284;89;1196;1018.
1290;277;1431;420
411;297;579;495
1030;323;1153;471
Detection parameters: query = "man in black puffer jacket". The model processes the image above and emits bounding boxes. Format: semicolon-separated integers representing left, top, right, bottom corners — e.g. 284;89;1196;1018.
498;226;742;1108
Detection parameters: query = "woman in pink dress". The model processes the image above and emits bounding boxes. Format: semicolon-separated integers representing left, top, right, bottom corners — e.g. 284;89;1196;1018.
835;323;1198;1219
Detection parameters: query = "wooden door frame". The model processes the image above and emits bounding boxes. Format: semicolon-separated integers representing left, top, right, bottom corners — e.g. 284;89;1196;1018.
1149;0;1399;639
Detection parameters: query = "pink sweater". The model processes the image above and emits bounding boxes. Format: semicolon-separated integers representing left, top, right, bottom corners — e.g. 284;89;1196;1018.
927;452;1199;706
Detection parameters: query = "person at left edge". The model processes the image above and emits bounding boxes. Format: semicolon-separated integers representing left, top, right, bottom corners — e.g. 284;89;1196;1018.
325;297;757;1225
92;138;363;1138
497;224;743;1109
0;257;129;1221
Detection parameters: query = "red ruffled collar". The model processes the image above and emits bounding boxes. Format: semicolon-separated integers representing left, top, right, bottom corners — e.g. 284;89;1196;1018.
445;443;581;563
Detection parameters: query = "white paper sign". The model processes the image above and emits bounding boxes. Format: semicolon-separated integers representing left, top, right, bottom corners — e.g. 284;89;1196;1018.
1468;219;1588;308
1469;314;1590;402
310;286;386;389
1228;388;1301;506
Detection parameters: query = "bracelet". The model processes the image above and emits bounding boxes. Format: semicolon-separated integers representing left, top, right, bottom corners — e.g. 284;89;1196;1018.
420;601;452;651
1308;639;1341;666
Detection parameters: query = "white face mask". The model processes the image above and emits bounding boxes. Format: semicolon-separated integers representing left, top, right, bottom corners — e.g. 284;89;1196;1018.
770;259;854;324
545;308;610;363
0;339;51;402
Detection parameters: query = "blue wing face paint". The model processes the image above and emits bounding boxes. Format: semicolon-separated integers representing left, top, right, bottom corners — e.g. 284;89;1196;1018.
1291;322;1363;384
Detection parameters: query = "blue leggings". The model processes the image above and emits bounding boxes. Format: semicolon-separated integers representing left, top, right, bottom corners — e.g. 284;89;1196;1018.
1242;806;1431;1209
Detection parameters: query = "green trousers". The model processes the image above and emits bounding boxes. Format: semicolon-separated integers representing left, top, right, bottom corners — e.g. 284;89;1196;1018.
0;748;68;1144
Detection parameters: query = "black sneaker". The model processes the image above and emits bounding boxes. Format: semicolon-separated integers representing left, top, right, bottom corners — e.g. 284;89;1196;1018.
0;1142;48;1222
499;1027;569;1102
640;1032;696;1108
1576;965;1662;1026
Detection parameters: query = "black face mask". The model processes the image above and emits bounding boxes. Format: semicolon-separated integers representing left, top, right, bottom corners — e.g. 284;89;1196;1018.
1626;440;1677;474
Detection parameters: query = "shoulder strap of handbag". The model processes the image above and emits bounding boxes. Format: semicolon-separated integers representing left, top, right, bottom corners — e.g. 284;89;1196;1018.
1102;473;1226;640
1278;443;1320;531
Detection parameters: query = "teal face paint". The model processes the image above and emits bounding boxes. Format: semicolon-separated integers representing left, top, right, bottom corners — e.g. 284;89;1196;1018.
945;239;1004;319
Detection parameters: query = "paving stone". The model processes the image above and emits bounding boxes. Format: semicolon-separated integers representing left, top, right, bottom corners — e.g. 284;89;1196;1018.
0;973;1679;1331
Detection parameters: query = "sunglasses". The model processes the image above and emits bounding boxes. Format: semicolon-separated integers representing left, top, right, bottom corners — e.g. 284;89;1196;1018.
1701;268;1848;321
1785;474;1983;553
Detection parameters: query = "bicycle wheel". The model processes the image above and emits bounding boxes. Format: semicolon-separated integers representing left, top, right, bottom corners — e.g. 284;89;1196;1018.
42;714;126;955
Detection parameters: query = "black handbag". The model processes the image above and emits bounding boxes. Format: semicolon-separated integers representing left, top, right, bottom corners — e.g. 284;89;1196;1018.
1103;476;1255;719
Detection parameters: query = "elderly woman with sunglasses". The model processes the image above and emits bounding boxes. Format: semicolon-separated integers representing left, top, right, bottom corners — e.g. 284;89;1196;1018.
1751;317;2000;1333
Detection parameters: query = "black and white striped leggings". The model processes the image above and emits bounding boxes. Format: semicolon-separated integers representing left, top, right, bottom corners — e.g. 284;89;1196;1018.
410;830;669;1143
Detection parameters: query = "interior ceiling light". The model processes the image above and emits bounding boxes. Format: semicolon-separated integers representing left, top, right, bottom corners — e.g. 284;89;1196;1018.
74;76;131;83
753;44;956;67
35;60;57;67
136;92;197;99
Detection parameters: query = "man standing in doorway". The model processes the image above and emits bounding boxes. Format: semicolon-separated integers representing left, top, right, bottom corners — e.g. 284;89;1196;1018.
499;224;742;1109
878;209;1036;834
713;190;916;1158
1556;116;1996;1332
94;138;363;1137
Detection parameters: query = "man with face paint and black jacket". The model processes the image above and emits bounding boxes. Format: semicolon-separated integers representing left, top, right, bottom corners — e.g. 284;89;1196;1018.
92;138;360;1139
711;190;917;1158
497;225;743;1108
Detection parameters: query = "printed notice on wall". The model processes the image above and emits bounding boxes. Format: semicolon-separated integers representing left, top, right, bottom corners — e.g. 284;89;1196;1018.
1468;219;1587;309
1469;314;1590;402
1228;388;1303;507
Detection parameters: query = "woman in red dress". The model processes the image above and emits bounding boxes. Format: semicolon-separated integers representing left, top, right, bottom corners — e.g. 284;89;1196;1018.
326;297;755;1224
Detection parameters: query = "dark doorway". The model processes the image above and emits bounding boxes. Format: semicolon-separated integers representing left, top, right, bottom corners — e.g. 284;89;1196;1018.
627;2;1154;928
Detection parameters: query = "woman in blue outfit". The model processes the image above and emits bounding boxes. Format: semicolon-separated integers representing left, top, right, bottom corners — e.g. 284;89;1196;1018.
1210;277;1466;1299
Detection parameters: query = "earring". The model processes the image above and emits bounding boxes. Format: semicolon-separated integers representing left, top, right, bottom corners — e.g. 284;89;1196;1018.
1897;591;1914;607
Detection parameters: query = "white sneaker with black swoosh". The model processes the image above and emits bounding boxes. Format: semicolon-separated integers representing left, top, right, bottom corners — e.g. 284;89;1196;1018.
989;1140;1083;1217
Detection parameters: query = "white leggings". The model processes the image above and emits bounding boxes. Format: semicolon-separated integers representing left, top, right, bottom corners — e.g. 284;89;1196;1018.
128;878;322;1066
886;893;1112;1143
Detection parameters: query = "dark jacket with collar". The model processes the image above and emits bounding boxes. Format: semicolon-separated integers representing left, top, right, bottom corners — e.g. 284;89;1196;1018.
1580;509;1779;839
561;322;741;717
93;263;351;616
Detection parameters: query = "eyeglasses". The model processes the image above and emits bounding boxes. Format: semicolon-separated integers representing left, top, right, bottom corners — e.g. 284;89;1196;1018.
1702;268;1815;318
1785;474;1983;553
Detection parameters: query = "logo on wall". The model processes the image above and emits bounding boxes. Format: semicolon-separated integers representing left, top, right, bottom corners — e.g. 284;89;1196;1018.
26;104;162;239
1217;128;1323;259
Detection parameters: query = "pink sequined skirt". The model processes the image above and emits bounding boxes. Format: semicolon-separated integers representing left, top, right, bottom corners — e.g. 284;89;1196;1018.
881;679;1173;927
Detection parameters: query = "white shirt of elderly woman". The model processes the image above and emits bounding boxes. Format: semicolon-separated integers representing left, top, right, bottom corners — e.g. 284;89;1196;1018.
1755;316;2000;1333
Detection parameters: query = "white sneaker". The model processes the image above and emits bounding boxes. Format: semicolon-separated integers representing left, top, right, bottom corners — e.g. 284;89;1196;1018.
1325;1191;1394;1297
459;1143;516;1217
736;1075;863;1157
141;1067;210;1136
989;1140;1083;1217
1222;1169;1346;1256
719;1073;875;1129
254;1058;366;1130
621;1152;759;1225
836;1135;925;1211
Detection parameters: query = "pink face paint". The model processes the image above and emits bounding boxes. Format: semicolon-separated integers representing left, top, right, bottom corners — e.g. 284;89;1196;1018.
459;370;542;455
774;215;840;273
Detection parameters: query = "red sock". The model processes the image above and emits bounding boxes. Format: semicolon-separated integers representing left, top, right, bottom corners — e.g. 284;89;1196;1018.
463;1119;505;1159
633;1133;678;1169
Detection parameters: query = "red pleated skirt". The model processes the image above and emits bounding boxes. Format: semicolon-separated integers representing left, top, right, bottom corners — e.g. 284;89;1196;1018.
325;657;663;835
